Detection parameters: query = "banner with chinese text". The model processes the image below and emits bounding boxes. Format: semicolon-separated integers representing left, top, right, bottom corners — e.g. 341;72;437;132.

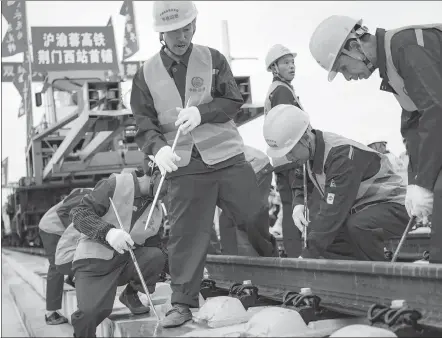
2;62;46;82
31;26;119;72
120;0;139;60
1;0;28;57
122;61;143;79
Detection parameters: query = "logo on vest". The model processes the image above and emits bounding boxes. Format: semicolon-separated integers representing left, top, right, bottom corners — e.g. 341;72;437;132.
190;77;205;93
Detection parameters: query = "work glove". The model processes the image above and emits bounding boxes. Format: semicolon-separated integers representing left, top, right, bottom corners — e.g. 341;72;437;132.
105;228;134;254
405;184;433;224
292;204;309;233
175;106;201;135
154;145;181;175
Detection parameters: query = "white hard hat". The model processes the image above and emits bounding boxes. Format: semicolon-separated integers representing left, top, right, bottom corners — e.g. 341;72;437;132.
365;135;387;147
263;104;310;158
152;1;198;33
330;324;397;337
265;44;297;71
309;15;362;81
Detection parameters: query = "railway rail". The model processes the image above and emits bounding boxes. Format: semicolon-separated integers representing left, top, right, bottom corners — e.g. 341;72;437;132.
7;246;442;336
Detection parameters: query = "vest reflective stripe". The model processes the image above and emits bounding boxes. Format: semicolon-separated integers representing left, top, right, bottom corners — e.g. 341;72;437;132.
38;201;65;236
55;174;163;264
143;44;244;166
264;80;304;169
384;24;442;112
306;132;405;210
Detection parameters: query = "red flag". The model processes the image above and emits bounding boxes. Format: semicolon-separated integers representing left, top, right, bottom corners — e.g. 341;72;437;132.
120;0;139;60
1;0;28;57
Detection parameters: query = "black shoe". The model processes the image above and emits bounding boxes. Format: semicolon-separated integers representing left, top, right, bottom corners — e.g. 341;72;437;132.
65;275;75;288
45;311;68;325
119;285;150;315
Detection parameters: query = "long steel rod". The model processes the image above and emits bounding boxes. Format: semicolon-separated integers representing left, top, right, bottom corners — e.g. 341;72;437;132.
109;197;160;320
302;163;308;249
391;216;416;263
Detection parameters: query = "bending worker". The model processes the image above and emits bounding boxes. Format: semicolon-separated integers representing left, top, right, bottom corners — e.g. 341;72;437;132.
130;1;262;328
309;16;442;263
218;145;277;257
68;166;166;337
263;104;409;261
264;44;305;257
38;187;91;325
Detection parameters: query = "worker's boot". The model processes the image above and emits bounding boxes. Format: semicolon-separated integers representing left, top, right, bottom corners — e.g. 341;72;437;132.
160;303;192;328
45;311;68;325
119;284;150;315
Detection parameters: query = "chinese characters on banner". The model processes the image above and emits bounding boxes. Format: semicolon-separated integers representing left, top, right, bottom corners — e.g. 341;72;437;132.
122;61;143;79
1;158;8;188
120;0;139;60
2;62;46;82
1;0;28;57
12;55;32;118
31;26;119;72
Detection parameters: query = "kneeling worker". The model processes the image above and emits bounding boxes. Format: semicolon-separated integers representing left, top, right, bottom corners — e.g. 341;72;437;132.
263;104;409;261
68;165;166;337
39;188;92;325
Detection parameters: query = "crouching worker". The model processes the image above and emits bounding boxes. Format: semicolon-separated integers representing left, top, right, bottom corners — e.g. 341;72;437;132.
263;105;409;261
67;164;166;338
219;145;278;257
39;188;92;325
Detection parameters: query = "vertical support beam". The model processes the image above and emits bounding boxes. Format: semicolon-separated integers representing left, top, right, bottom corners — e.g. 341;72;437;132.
221;20;232;66
32;141;43;185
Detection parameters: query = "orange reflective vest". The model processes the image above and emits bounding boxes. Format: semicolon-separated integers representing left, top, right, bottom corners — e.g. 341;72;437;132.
55;173;163;265
307;132;406;209
143;44;244;166
384;24;442;112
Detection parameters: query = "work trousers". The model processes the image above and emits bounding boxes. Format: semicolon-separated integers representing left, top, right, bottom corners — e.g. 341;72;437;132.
71;247;165;338
276;169;302;257
39;229;74;311
321;202;409;261
219;173;277;257
165;160;262;308
430;170;442;263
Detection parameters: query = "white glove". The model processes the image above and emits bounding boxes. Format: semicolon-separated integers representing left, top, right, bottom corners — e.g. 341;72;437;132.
405;184;433;224
292;204;309;233
175;106;201;135
154;146;181;175
105;228;134;254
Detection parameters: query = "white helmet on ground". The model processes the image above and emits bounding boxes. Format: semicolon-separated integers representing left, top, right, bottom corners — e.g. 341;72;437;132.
152;1;198;33
265;44;297;71
309;15;362;81
263;104;310;158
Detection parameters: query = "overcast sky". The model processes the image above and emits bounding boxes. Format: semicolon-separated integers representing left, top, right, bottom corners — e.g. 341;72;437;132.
2;1;442;191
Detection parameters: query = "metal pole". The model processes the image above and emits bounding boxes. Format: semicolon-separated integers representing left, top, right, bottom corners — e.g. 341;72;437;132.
108;197;160;321
144;97;191;230
302;164;308;249
391;216;416;263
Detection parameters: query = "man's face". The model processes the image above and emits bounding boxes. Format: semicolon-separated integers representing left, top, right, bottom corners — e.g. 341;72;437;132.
163;22;195;56
334;52;372;81
285;136;311;166
275;54;295;81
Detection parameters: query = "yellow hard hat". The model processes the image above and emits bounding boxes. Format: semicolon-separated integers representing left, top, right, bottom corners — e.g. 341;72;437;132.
263;104;310;158
309;15;362;81
152;1;198;33
265;44;297;71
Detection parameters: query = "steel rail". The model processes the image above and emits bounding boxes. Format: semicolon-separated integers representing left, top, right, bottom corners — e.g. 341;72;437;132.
205;255;442;329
